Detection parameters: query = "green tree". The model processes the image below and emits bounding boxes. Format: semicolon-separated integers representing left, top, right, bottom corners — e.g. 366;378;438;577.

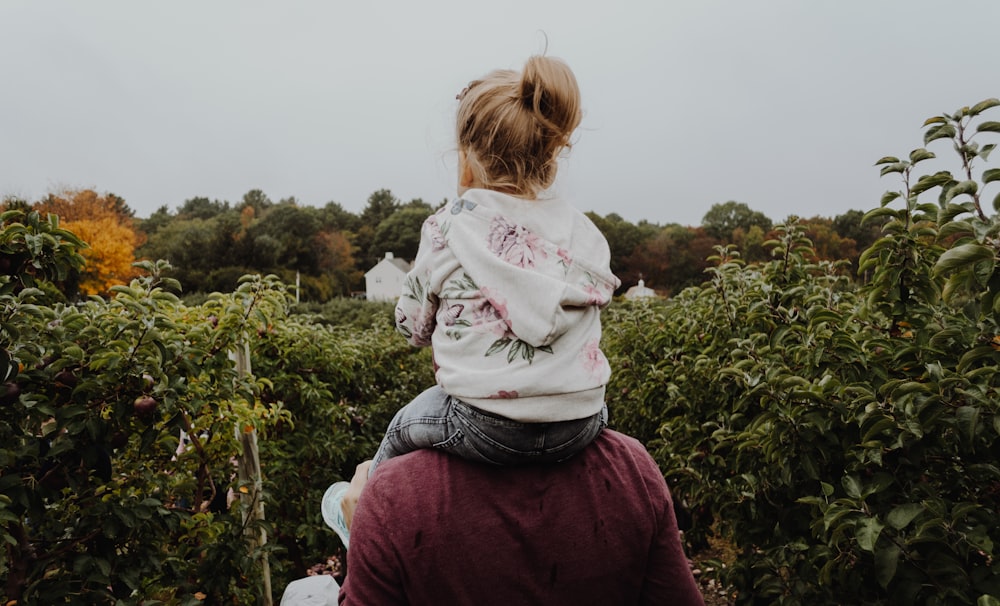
367;205;432;263
140;204;174;237
318;201;360;233
701;200;773;241
730;224;770;263
176;196;230;221
138;216;242;292
249;204;322;273
239;189;274;216
352;190;402;272
359;189;400;227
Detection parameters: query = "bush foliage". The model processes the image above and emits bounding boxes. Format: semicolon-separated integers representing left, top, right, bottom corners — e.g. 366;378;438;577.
0;211;430;603
605;99;1000;604
2;99;999;604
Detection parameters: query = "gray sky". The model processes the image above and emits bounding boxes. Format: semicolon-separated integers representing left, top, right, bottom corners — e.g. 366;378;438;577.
2;1;997;227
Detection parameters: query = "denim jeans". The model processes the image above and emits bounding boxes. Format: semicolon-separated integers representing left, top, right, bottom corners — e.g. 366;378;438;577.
369;385;608;475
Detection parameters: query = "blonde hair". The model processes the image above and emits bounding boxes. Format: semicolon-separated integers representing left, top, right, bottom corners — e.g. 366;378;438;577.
456;55;582;198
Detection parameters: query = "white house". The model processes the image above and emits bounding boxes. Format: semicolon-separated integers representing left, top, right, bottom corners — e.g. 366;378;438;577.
364;252;411;302
624;279;657;300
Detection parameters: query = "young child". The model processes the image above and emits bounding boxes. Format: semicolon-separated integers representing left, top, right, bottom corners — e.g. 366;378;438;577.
323;54;620;547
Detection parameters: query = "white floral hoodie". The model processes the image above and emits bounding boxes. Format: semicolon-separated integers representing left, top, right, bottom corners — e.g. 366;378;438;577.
395;188;621;422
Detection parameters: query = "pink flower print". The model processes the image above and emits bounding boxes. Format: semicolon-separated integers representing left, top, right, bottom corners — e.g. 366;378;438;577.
412;308;436;346
487;216;545;268
487;390;519;399
426;216;447;251
557;247;573;267
579;339;606;379
473;287;513;339
584;283;609;306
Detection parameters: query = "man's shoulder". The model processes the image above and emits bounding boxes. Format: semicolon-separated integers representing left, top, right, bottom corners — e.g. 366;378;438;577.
374;429;653;481
596;428;646;451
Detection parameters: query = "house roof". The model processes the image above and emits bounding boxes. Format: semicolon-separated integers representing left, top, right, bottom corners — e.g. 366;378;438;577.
624;279;657;299
365;252;411;276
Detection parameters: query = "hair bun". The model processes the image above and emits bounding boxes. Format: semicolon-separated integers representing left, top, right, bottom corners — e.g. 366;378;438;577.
519;56;582;143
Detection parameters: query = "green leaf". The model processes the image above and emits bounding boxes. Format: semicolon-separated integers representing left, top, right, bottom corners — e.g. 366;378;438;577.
484;338;511;357
880;191;901;207
978;596;1000;606
937;208;975;228
925;123;957;144
958;346;998;372
890;381;931;399
934;243;994;275
982;143;996;161
887;503;923;529
909;148;935;163
864;207;900;224
956;405;980;443
944;180;979;204
843;474;862;499
970;98;1000;115
880;162;908;177
856;517;884;552
983;168;1000;184
912;171;956;196
862;415;896;442
876;543;901;588
976;121;1000;134
875;156;901;165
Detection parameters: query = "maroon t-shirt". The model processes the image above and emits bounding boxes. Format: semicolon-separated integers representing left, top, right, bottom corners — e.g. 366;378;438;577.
339;430;704;606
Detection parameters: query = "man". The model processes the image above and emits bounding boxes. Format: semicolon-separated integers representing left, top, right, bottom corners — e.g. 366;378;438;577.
336;429;704;605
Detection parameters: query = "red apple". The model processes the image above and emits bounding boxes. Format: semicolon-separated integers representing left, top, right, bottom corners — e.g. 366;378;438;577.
133;395;158;417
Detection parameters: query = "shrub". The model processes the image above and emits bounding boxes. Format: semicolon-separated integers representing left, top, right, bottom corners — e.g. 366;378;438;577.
604;99;1000;604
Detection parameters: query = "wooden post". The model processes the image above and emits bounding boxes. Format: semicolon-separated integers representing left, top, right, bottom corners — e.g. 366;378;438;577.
232;339;273;605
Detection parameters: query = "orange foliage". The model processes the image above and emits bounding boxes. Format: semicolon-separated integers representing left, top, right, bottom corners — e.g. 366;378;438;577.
33;190;143;295
63;217;141;295
315;230;355;273
34;189;133;223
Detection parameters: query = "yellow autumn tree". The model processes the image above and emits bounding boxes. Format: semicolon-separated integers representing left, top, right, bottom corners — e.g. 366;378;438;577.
61;217;141;295
34;189;142;295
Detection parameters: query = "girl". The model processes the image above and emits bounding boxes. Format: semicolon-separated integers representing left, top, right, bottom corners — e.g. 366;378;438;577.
324;54;619;547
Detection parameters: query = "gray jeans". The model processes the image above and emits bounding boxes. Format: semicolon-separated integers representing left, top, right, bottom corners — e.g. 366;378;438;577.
370;385;607;475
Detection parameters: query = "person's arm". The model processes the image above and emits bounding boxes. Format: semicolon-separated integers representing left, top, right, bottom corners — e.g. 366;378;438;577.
394;215;446;347
337;464;408;606
639;478;706;605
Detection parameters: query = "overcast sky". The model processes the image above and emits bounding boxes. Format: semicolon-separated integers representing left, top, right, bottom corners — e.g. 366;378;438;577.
2;1;997;227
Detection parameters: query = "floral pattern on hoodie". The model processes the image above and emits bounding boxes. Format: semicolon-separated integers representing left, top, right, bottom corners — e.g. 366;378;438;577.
394;189;620;421
487;216;546;268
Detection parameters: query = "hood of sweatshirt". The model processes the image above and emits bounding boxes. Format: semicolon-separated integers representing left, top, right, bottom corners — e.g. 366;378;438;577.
440;189;620;347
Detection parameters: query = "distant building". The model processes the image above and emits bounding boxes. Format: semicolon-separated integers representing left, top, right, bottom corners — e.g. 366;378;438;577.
364;252;411;302
624;279;657;300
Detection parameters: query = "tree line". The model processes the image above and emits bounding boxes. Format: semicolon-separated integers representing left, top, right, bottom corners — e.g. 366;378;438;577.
3;188;884;301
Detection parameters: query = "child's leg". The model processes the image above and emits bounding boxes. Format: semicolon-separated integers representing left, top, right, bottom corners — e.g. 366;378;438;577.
324;387;458;549
369;385;458;475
